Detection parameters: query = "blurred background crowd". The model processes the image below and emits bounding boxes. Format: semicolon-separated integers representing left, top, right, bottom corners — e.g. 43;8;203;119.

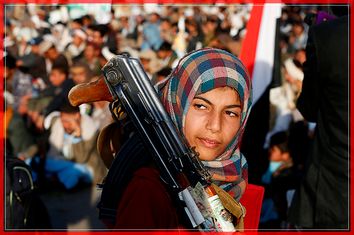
3;3;342;230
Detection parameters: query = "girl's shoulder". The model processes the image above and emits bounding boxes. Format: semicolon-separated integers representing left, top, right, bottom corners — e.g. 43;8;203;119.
115;166;180;229
125;167;169;198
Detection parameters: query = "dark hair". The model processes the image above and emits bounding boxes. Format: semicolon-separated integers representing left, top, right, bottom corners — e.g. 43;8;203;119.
28;36;43;45
293;20;304;29
280;34;290;44
82;14;93;21
185;18;198;27
73;18;83;25
293;59;303;70
55;21;67;27
85;42;100;51
269;131;289;153
207;15;219;24
330;5;348;17
51;66;68;77
157;67;172;77
5;55;16;69
72;61;90;70
59;100;80;113
288;121;310;167
161;17;171;24
71;61;92;79
158;41;172;52
91;24;109;37
119;51;131;57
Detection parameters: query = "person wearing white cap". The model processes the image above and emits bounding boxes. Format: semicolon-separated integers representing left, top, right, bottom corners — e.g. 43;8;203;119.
264;58;304;149
51;23;72;53
64;29;87;64
39;39;69;75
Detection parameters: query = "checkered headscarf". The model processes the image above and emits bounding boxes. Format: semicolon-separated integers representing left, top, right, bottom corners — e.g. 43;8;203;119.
158;48;252;201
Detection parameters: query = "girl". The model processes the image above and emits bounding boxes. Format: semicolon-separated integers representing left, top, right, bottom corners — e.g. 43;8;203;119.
113;48;252;229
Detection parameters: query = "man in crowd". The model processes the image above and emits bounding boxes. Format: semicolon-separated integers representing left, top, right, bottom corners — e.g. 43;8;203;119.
40;101;107;189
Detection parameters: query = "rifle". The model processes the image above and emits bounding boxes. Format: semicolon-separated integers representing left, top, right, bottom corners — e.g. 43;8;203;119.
68;54;240;231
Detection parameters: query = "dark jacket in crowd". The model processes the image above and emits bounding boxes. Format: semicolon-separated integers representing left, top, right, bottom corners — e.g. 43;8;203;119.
21;53;48;82
43;79;75;116
53;54;70;74
288;15;349;229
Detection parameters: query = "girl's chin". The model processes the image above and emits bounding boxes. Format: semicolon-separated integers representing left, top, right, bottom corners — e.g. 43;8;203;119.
197;151;219;161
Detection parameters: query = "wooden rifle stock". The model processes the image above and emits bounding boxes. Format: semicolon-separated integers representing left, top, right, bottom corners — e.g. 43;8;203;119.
68;76;113;107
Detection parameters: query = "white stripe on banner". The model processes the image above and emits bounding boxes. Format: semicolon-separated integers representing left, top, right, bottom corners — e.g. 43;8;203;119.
252;4;282;104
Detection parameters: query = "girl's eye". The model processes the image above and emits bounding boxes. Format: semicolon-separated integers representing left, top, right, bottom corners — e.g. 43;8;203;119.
194;103;207;110
226;110;239;117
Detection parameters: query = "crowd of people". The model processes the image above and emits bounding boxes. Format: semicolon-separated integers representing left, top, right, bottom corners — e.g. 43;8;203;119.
4;3;253;192
4;3;348;230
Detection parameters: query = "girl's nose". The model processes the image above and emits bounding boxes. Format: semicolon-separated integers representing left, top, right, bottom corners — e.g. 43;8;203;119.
206;110;222;133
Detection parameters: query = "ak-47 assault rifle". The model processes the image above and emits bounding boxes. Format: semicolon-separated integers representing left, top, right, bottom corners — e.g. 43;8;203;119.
68;54;243;231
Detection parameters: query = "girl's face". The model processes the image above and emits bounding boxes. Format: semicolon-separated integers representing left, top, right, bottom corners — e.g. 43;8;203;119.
183;87;241;161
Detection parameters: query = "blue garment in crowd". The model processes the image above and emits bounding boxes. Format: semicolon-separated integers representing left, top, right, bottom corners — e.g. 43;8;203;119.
26;157;92;190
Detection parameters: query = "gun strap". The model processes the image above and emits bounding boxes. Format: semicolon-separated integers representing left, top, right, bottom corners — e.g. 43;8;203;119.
97;122;123;169
98;132;150;224
211;183;246;232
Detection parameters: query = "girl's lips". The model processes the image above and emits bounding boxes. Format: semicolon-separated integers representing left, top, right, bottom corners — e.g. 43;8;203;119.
198;137;221;148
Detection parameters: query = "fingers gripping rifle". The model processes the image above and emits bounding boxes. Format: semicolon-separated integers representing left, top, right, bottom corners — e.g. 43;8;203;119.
68;54;237;231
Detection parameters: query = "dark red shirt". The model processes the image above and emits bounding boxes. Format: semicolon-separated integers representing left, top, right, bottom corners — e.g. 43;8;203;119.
114;167;180;229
